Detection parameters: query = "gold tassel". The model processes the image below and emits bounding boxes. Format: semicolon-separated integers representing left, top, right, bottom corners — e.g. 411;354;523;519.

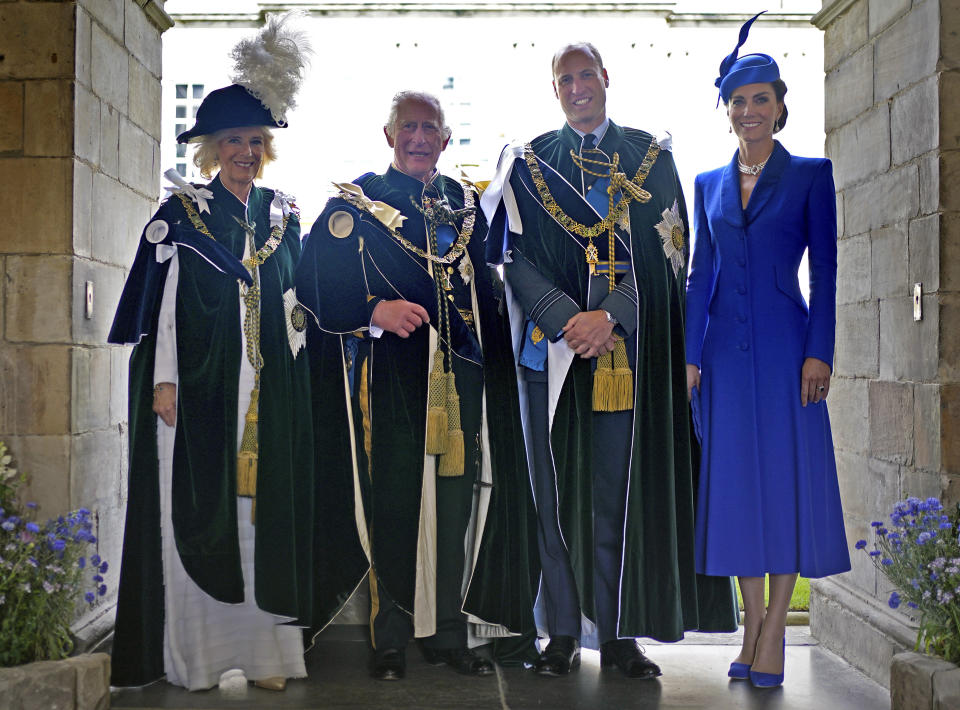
593;340;633;412
438;372;464;476
425;349;448;454
237;388;259;523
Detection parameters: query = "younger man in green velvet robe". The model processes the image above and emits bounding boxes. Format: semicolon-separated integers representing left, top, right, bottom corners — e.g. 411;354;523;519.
481;42;738;678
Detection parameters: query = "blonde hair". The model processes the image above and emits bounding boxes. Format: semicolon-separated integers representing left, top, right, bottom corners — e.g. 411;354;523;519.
192;126;277;179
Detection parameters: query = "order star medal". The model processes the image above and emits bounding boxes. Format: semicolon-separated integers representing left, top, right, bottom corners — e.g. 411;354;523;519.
654;200;686;276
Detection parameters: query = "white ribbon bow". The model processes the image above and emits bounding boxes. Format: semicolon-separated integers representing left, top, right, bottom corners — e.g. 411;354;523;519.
164;168;213;214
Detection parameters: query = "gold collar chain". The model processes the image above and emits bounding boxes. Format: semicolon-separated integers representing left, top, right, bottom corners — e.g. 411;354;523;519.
338;182;476;265
175;193;289;273
523;138;660;240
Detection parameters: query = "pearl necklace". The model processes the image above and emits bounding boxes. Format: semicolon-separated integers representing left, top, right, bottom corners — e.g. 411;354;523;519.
738;156;769;176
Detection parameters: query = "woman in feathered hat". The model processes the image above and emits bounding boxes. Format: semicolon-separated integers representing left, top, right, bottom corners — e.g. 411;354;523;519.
684;12;850;688
108;15;319;692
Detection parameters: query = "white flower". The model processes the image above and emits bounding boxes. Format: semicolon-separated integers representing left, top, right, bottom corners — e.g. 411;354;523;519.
458;255;474;285
283;288;307;358
42;581;55;594
654;200;686;276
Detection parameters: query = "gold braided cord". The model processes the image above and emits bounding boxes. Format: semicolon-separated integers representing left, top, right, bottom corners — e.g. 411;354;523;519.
337;183;476;265
523;139;660;239
174;192;293;521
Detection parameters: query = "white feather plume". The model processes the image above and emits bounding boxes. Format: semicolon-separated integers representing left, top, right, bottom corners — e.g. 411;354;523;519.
230;12;312;125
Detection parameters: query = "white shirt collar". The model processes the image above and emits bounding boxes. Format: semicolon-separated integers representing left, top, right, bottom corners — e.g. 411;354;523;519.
569;117;610;148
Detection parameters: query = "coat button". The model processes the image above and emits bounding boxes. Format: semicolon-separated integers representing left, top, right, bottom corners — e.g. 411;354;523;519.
739;342;749;351
737;258;746;267
736;285;746;295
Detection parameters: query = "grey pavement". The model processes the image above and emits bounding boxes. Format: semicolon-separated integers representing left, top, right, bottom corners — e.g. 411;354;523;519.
110;625;890;710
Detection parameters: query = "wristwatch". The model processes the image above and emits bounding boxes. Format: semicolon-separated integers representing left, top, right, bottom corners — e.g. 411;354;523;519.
603;309;618;326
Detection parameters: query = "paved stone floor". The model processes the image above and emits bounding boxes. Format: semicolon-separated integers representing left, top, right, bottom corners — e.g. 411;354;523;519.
110;626;890;709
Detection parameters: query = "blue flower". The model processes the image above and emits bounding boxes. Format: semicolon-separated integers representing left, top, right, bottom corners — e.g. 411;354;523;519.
92;574;103;583
25;522;39;533
90;554;101;566
918;532;933;545
77;557;85;569
50;539;65;552
97;584;107;596
927;497;943;512
25;502;37;509
877;528;888;536
871;521;883;527
1;521;15;532
855;540;867;550
889;592;901;609
98;561;108;574
907;601;919;609
84;591;95;604
869;550;881;557
882;558;893;566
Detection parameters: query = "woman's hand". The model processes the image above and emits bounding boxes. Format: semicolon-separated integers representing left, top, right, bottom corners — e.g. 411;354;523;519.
371;299;430;338
153;382;177;427
801;357;831;407
686;364;700;402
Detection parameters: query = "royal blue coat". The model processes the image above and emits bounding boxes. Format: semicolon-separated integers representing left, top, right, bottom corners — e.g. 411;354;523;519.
685;141;850;578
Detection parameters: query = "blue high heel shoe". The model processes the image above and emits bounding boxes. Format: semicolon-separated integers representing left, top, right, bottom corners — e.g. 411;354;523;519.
727;661;750;680
749;638;785;688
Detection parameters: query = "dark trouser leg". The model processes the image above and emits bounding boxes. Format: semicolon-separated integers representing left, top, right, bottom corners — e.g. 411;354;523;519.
370;575;413;651
591;333;635;644
527;377;581;639
423;358;483;650
591;408;632;644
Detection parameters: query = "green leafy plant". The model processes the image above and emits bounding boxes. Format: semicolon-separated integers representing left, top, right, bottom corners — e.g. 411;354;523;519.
0;442;107;666
855;497;960;664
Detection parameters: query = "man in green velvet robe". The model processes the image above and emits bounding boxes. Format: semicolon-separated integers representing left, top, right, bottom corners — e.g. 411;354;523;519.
297;91;537;681
481;42;738;678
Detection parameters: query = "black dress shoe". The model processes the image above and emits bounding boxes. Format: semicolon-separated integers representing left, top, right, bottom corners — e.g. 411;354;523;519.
421;646;495;676
534;635;581;676
370;647;406;680
600;639;661;679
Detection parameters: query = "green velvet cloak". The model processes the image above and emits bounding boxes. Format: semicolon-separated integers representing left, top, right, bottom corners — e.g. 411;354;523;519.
297;168;538;637
507;123;738;640
110;177;316;686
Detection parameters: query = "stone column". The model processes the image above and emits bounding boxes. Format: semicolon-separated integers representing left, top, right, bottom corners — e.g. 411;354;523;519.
0;0;172;643
811;0;960;686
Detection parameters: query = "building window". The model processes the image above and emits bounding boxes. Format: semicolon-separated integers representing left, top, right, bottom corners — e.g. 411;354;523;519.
168;82;206;183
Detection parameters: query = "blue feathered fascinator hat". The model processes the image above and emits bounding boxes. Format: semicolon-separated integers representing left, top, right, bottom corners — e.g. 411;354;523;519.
715;11;780;105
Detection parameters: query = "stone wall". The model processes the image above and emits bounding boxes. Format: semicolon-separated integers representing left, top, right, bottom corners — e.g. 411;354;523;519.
0;0;171;642
812;0;960;686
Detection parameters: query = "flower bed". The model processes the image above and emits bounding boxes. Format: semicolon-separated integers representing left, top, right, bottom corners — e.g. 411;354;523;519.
0;442;109;667
855;497;960;665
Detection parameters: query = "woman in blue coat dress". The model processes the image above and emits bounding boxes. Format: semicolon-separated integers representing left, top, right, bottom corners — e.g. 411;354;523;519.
685;18;850;688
